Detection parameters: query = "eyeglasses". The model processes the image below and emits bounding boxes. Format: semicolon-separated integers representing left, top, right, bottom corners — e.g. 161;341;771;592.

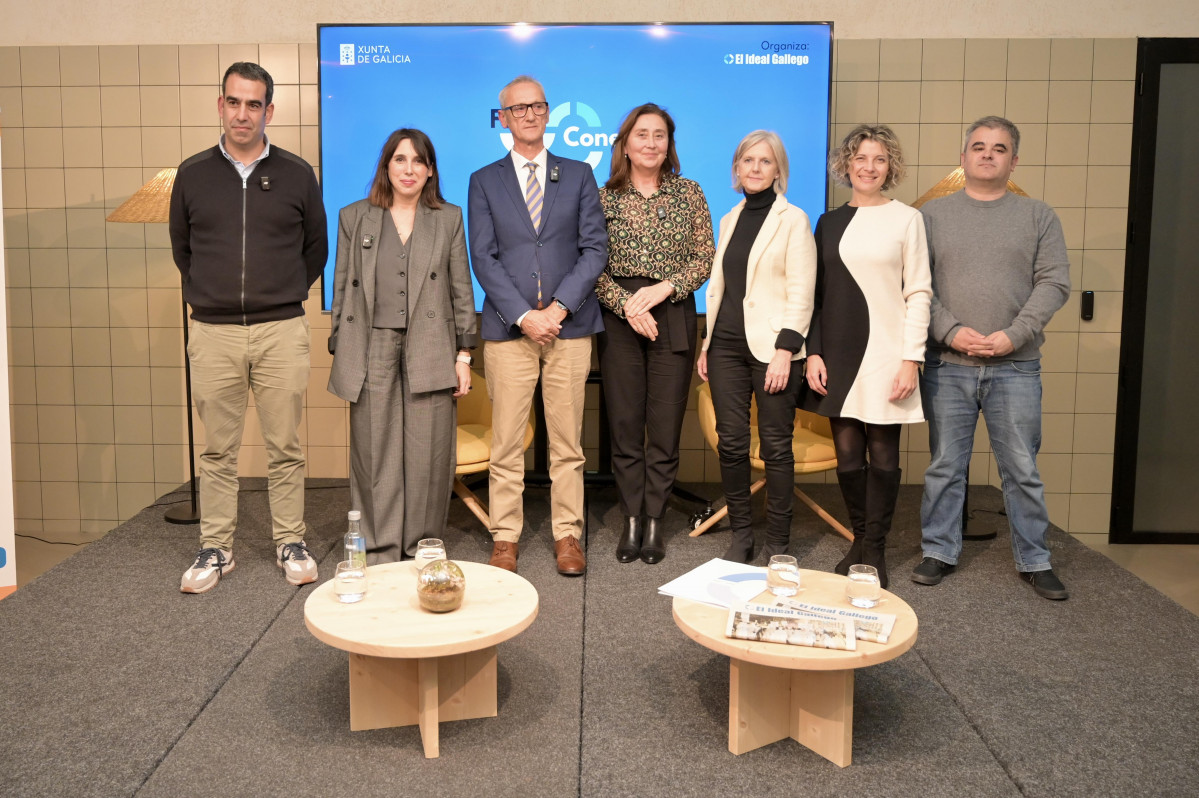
502;101;549;118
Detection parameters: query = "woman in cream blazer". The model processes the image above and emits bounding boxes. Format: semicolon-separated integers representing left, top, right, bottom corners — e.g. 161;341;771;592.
696;130;816;563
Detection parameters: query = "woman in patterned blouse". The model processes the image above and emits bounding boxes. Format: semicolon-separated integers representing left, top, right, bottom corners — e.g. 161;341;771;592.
597;103;715;565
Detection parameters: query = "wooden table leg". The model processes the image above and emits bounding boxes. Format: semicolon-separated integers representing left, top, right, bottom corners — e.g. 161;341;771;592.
729;659;854;767
435;646;498;722
790;669;854;767
418;658;439;758
348;653;417;731
729;658;792;754
346;648;499;758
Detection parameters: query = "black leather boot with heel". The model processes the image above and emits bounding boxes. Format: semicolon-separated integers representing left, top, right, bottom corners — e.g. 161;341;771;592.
833;466;869;575
862;468;902;589
641;517;666;564
616;517;642;563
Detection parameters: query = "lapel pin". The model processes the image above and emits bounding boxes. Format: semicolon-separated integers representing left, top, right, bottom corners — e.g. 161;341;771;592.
362;234;375;249
550;165;560;183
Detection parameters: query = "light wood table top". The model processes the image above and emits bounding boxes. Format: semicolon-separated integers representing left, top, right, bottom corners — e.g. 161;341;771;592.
672;568;919;670
304;560;539;659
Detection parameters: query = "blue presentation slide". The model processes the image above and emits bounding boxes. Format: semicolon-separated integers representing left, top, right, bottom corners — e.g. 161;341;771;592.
318;23;833;311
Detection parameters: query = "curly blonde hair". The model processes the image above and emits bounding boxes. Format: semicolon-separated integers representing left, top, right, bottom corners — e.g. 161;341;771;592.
829;124;907;192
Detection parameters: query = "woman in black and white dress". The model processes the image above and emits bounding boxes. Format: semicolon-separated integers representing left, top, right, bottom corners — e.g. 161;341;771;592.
802;124;931;587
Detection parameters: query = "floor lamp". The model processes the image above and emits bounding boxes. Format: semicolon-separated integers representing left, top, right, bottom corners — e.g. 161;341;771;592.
911;167;1029;540
106;169;200;524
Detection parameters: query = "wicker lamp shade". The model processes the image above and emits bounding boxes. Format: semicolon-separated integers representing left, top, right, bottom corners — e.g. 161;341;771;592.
911;167;1029;209
105;168;177;224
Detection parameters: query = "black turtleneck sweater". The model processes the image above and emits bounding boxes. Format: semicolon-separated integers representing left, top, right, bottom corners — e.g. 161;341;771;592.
711;186;803;354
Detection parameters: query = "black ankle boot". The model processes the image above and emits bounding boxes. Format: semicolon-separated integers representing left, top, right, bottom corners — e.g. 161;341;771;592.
862;468;902;589
616;517;642;563
723;527;754;563
834;466;869;575
640;517;666;564
760;539;789;560
718;457;755;564
760;521;790;560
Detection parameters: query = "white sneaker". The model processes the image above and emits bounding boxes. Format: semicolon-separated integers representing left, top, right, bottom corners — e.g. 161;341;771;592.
277;541;318;586
181;548;235;593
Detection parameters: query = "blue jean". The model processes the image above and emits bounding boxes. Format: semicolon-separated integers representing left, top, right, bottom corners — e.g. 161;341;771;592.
919;357;1052;572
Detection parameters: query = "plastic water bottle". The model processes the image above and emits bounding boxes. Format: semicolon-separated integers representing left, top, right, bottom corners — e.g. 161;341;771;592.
344;510;366;568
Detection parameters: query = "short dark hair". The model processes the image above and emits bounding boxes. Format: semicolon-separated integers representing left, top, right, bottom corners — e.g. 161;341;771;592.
963;115;1021;156
605;103;680;192
367;129;444;210
222;62;274;105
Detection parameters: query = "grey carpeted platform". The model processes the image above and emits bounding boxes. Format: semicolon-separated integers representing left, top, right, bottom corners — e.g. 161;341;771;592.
1;479;1196;797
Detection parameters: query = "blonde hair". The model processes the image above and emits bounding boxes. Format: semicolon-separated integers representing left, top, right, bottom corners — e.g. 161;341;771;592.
731;130;789;194
829;124;907;191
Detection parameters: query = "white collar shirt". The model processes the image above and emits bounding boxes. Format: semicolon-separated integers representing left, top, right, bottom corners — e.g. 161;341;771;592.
509;148;549;203
219;134;271;181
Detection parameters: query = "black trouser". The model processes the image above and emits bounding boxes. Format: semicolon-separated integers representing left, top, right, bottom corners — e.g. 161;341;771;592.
706;334;803;537
598;292;697;518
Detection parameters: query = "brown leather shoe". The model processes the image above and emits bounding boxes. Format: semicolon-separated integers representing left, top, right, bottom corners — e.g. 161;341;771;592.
554;536;586;576
488;541;518;573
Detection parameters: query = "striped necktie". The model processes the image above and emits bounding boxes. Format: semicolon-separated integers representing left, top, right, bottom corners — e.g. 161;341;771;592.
525;162;543;232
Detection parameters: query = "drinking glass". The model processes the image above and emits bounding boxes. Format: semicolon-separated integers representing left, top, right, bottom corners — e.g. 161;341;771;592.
334;560;367;604
846;564;881;608
767;555;801;597
415;538;447;568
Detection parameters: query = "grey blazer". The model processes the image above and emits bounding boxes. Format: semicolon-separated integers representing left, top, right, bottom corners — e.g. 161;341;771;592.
328;199;477;402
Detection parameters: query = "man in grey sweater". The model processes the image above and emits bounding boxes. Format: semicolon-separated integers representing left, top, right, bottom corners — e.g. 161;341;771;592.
912;116;1071;600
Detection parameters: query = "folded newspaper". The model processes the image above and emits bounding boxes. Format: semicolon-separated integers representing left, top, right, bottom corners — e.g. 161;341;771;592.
772;597;898;644
725;602;857;651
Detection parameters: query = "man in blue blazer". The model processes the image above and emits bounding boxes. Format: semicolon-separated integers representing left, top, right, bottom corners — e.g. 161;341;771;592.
467;75;607;575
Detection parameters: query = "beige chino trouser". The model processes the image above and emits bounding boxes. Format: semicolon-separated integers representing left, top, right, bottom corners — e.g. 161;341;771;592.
484;335;591;543
188;316;310;551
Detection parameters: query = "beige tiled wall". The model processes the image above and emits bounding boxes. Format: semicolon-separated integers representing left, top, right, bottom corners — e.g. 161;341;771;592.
2;38;1133;542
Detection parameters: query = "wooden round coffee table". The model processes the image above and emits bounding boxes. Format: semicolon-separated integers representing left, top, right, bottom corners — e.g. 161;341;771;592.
304;560;538;758
673;568;918;767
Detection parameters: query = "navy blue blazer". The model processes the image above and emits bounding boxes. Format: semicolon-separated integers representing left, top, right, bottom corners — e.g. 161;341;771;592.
467;152;607;341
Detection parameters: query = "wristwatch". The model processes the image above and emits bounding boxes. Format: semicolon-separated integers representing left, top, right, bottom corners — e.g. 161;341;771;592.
456;351;472;365
553;299;569;313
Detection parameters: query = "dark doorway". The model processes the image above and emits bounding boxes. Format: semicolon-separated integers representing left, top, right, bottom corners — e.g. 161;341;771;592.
1112;38;1199;543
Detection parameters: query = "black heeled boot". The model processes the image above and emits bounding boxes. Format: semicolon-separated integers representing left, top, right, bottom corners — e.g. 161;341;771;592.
760;524;790;560
862;468;902;589
640;517;666;564
834;466;869;575
758;458;796;560
616;517;642;563
720;459;755;563
723;527;755;563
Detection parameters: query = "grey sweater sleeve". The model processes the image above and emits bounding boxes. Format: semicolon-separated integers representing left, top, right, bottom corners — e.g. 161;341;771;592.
1002;204;1070;352
924;209;962;347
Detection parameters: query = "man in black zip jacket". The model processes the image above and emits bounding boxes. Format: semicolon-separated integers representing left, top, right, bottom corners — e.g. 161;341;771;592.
169;62;328;594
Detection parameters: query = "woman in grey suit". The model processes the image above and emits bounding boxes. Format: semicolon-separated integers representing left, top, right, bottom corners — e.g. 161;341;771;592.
328;129;477;562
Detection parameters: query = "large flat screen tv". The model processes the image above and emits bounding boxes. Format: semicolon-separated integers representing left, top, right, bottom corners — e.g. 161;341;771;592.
317;22;833;311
